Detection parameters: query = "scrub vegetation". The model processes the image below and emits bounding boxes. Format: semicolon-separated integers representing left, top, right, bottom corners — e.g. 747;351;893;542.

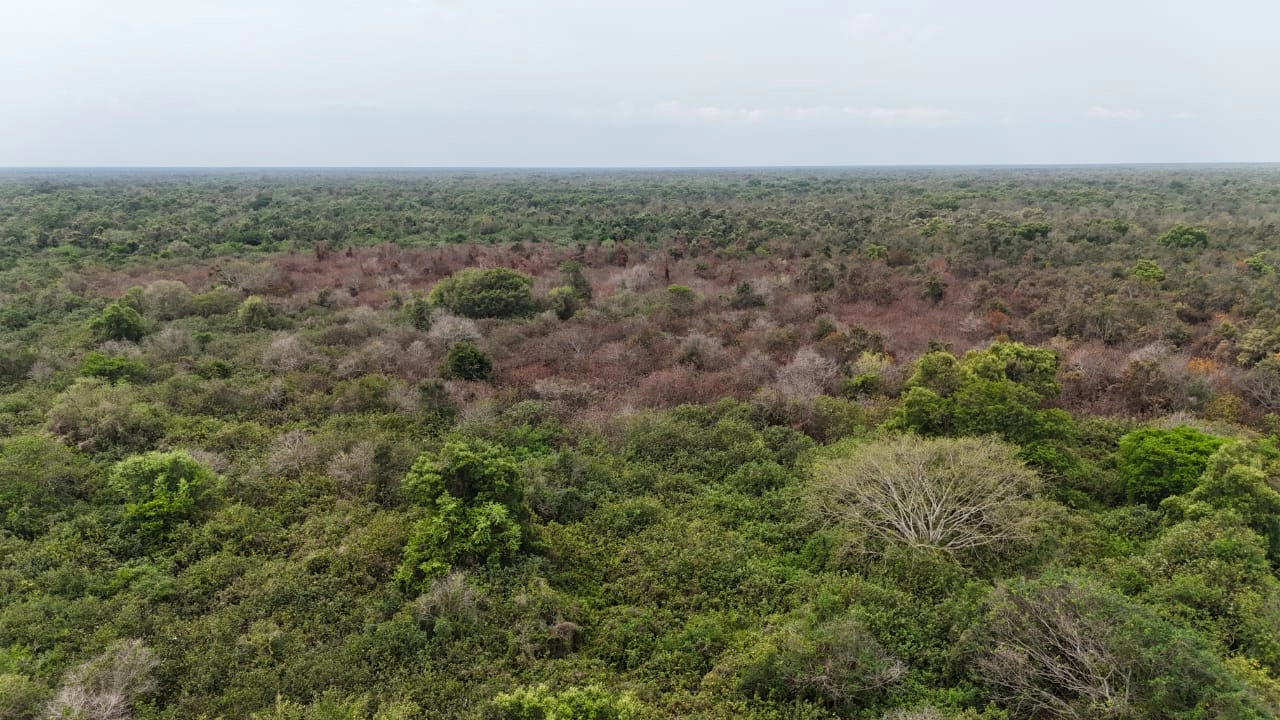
4;166;1280;718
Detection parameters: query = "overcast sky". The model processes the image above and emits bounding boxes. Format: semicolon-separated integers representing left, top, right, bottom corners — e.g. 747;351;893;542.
3;0;1278;166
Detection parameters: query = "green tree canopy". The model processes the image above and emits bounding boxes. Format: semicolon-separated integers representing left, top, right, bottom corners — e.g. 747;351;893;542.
109;450;217;542
1117;426;1225;505
397;437;527;588
1158;223;1210;248
441;341;493;382
428;267;536;319
88;302;148;343
894;341;1070;444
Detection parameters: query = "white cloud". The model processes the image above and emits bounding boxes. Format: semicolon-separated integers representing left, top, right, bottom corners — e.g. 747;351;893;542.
1087;106;1143;121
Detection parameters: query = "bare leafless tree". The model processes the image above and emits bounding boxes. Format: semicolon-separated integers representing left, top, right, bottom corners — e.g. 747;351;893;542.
812;434;1041;554
1239;361;1280;412
975;580;1133;720
45;639;157;720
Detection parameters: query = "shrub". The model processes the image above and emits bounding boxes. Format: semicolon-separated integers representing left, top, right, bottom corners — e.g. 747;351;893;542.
1117;426;1225;504
403;291;433;330
142;327;197;362
491;684;644;720
1129;259;1165;282
1158;223;1210;248
261;333;313;372
0;343;36;385
717;609;905;709
191;286;241;316
427;313;483;345
110;450;217;540
396;438;527;587
46;378;165;451
441;342;492;382
1161;441;1280;555
559;259;593;300
799;259;837;292
1124;511;1280;668
142;279;193;320
326;441;377;497
0;434;90;537
894;342;1070;444
79;352;149;384
88;302;148;343
332;374;395;413
0;673;46;720
774;347;838;400
612;264;657;292
546;286;580;321
265;430;320;477
237;295;272;329
413;570;484;638
730;281;766;309
417;379;458;427
428;267;536;319
665;283;696;313
921;274;947;303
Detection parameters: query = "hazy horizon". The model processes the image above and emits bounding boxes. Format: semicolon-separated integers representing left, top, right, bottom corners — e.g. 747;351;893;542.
6;0;1278;167
6;163;1280;172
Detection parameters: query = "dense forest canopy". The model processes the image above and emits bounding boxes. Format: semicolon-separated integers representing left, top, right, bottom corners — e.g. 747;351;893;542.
4;167;1280;719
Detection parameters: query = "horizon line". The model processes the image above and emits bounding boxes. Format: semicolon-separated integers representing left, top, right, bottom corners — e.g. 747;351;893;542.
4;161;1280;173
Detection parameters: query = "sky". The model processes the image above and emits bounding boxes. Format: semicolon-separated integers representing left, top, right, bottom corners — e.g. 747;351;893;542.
2;0;1278;167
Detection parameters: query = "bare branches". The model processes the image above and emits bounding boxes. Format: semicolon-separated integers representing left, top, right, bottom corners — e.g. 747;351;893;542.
975;580;1133;720
812;434;1041;555
46;639;157;720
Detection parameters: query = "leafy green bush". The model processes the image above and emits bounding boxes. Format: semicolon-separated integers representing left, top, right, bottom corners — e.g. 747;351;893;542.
715;608;905;709
0;345;35;388
79;351;149;384
428;267;536;319
1161;441;1280;556
396;438;527;588
1129;258;1166;282
894;342;1071;444
0;434;89;537
0;673;46;720
88;301;148;342
622;402;780;481
1121;511;1280;670
441;341;493;382
546;286;580;320
490;684;644;720
1117;426;1225;504
192;286;242;316
110;450;217;541
238;294;272;329
403;291;433;330
558;259;593;301
1158;223;1210;248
